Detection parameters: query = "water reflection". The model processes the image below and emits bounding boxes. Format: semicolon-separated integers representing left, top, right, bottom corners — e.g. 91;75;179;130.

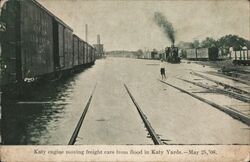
2;76;76;145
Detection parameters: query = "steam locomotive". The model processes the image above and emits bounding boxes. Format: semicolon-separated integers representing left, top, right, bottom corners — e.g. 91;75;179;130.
165;45;181;63
0;0;96;87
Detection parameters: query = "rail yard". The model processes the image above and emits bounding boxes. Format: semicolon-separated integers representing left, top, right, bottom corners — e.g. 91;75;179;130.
2;57;249;145
1;0;249;147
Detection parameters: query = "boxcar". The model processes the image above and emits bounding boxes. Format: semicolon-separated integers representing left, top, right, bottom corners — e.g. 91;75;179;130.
197;47;218;60
196;48;208;59
64;27;73;69
0;0;55;84
231;50;250;65
82;41;86;64
186;47;219;61
91;47;95;63
186;49;197;60
0;0;96;87
84;42;88;64
73;34;79;66
53;20;73;71
78;40;83;65
87;44;91;63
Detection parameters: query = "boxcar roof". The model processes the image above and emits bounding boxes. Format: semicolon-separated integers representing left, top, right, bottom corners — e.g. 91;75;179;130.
73;34;86;43
73;34;80;39
32;0;73;31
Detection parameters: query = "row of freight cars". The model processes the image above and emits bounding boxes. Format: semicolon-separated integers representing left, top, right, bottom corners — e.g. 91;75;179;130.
185;47;250;65
0;0;96;87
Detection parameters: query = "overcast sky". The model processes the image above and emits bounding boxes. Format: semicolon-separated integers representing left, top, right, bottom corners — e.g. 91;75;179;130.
38;0;249;51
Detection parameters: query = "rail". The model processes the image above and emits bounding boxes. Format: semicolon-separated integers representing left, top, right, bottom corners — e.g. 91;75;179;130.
207;71;250;86
191;72;250;96
178;78;250;103
158;80;250;126
68;83;97;145
124;84;163;145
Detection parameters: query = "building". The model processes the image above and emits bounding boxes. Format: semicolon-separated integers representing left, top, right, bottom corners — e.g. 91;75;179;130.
93;34;104;59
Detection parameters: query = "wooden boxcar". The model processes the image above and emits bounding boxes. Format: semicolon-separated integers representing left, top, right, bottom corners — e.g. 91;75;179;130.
87;44;91;63
82;41;86;64
186;47;219;61
84;42;88;64
0;0;95;87
53;20;73;71
186;49;197;59
73;34;79;66
78;39;84;65
197;47;218;60
91;46;96;63
0;0;55;84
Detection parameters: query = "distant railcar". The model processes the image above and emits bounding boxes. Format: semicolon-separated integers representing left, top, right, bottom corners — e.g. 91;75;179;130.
231;50;250;65
151;50;158;60
0;0;96;87
186;47;219;61
186;49;196;60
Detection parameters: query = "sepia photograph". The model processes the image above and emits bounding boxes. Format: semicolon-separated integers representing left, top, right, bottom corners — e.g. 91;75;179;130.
0;0;249;161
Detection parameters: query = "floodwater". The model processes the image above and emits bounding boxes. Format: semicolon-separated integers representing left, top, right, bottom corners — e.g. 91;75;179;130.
1;57;249;145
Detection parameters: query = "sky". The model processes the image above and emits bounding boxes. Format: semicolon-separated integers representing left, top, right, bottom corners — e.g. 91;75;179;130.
37;0;250;51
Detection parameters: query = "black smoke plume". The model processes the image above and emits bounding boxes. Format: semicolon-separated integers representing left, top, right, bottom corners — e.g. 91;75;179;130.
154;12;175;45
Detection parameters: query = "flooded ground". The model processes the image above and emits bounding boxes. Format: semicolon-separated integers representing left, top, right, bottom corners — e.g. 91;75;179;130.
2;57;250;145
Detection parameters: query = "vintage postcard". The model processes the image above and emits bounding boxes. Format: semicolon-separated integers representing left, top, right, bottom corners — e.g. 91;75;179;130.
0;0;249;161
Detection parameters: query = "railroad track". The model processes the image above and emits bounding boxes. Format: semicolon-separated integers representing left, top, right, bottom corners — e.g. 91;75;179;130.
206;71;250;86
124;84;163;145
178;78;250;103
158;79;250;126
68;83;97;145
191;72;250;96
68;83;164;145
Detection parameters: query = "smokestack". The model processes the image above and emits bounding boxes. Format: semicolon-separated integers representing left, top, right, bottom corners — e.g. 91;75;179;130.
85;24;88;42
97;34;100;44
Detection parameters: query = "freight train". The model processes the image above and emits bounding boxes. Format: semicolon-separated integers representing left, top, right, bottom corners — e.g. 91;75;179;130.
184;47;250;65
185;47;219;61
0;0;96;87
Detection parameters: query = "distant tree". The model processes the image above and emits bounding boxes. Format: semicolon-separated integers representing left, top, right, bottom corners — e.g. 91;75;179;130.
200;37;217;48
246;40;250;49
192;40;200;48
134;49;143;58
177;34;249;55
137;49;143;55
217;34;249;50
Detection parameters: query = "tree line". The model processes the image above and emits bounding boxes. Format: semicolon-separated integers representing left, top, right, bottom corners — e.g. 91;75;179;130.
177;34;250;54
